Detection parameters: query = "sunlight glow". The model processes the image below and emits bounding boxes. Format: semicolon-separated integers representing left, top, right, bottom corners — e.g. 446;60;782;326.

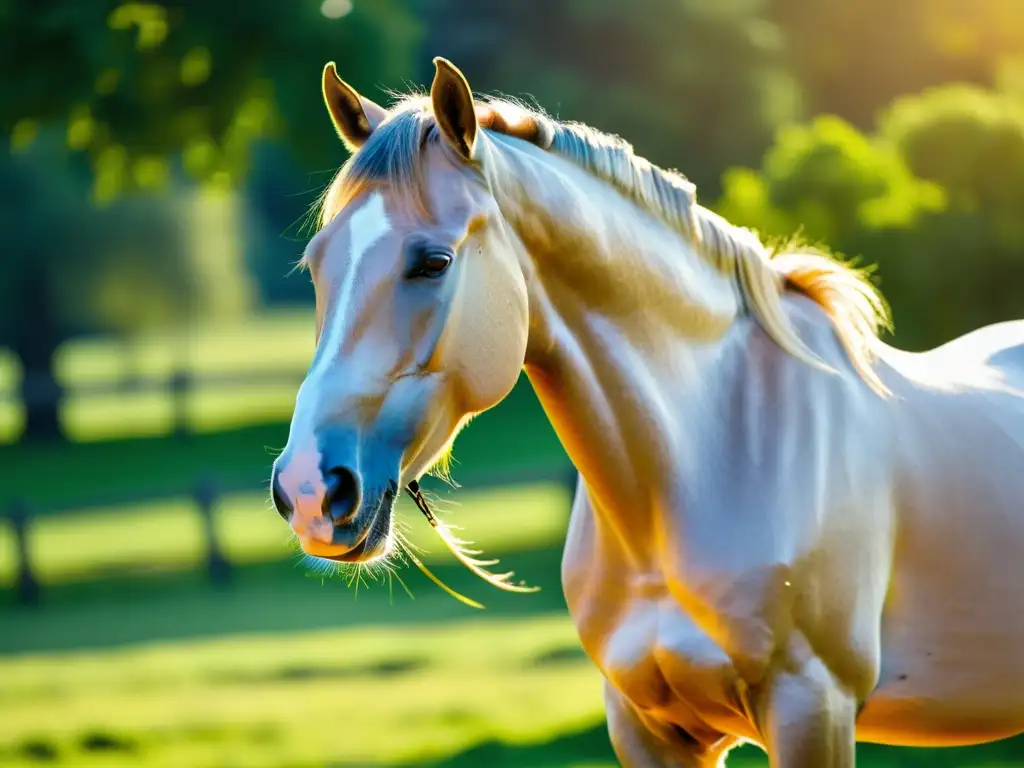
320;0;353;19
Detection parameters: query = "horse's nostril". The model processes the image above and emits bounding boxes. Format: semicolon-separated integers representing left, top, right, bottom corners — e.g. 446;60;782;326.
271;473;291;521
323;466;360;525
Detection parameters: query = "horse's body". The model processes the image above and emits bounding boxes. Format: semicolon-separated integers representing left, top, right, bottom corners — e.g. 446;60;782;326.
559;299;1024;763
861;324;1024;742
271;59;1024;766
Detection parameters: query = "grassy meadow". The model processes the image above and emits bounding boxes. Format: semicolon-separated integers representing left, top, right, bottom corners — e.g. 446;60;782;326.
0;482;572;591
4;480;1024;767
3;321;1024;767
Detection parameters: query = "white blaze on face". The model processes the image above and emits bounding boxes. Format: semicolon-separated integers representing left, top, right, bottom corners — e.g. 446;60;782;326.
310;192;391;379
282;192;392;544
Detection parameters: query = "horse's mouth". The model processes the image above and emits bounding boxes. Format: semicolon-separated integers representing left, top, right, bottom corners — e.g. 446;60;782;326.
303;488;395;564
321;538;370;562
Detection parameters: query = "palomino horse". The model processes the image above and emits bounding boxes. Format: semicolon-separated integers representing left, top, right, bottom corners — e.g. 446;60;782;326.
270;58;1024;767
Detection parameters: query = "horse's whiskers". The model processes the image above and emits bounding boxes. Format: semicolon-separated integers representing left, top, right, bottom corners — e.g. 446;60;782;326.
404;481;539;605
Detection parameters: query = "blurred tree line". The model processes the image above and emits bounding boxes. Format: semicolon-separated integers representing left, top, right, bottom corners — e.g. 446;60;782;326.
3;0;1024;440
1;0;418;439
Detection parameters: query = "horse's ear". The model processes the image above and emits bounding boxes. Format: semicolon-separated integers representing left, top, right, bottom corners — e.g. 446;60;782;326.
430;57;478;161
322;62;387;152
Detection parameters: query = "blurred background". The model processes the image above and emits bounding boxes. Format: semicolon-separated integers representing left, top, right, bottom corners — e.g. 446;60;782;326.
2;0;1024;766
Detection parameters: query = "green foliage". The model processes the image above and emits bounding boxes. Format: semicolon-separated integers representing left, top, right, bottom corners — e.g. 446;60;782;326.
882;84;1024;242
1;0;421;200
770;0;1024;128
716;83;1024;350
0;131;187;340
0;0;422;436
717;116;944;247
877;84;1024;345
425;0;800;195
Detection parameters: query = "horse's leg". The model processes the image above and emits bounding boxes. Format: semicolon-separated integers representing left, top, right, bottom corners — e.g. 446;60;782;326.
756;654;857;768
604;681;736;768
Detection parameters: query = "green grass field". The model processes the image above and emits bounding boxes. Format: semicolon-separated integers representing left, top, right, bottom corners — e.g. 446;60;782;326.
4;482;1024;767
0;314;568;512
1;612;613;768
4;318;1024;767
0;482;572;589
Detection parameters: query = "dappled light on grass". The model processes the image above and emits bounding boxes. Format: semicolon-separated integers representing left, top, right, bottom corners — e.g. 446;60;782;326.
184;382;304;434
398;483;568;559
214;493;295;566
0;615;606;767
0;350;23;444
0;484;568;592
8;310;320;443
53;311;314;385
62;389;176;442
61;383;302;442
0;501;206;587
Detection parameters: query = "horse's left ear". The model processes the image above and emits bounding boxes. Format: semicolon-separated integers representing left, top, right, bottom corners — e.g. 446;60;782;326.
431;57;478;162
322;62;388;152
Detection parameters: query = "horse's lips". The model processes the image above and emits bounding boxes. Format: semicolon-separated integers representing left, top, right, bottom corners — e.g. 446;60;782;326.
302;490;395;563
320;538;369;562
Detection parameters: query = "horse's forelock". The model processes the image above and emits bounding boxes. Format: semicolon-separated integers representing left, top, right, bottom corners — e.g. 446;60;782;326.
315;94;557;234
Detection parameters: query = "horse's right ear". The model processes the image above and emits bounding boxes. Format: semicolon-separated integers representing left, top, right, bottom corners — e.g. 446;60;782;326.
322;62;388;152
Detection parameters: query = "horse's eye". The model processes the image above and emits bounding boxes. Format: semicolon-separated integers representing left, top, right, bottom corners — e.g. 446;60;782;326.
407;248;453;279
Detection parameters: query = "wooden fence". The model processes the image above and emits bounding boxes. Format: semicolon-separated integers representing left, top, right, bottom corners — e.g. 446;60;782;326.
2;360;575;606
2;462;578;607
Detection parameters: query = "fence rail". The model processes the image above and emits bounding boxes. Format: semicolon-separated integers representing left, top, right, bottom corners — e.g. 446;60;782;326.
2;462;578;607
1;365;310;444
9;369;310;405
3;358;574;606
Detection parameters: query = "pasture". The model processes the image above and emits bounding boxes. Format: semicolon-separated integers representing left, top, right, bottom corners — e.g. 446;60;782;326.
0;311;569;514
2;320;1023;768
0;311;316;446
3;480;1024;767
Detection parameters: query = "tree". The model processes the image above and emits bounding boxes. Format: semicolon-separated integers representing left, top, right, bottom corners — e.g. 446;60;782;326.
879;84;1024;345
715;84;1024;351
2;0;420;200
0;131;186;439
0;0;422;441
769;0;1024;129
424;0;801;196
715;115;944;251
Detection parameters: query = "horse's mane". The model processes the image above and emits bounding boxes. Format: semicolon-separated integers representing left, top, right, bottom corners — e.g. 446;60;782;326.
315;93;892;395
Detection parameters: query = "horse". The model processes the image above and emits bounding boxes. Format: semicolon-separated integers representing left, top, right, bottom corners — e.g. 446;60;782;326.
269;57;1024;767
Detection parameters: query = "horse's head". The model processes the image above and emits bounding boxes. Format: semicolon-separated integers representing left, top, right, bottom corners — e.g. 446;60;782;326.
271;59;532;564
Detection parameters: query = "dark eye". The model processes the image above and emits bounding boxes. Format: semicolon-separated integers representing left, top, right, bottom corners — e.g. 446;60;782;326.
407;247;453;280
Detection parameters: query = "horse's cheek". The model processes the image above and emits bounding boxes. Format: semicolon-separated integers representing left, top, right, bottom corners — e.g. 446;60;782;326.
449;253;529;412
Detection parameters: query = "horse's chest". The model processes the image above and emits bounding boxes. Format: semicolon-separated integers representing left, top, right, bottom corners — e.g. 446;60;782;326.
580;591;753;737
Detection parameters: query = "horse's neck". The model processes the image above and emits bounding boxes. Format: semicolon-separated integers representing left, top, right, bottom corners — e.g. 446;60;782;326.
496;140;741;566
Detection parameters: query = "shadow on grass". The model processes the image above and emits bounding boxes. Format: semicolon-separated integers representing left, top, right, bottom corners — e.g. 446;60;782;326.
381;722;616;768
214;656;429;687
0;379;565;512
0;545;570;654
374;725;1024;768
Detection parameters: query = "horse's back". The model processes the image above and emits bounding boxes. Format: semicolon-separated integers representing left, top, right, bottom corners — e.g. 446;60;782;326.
857;320;1024;745
926;319;1024;389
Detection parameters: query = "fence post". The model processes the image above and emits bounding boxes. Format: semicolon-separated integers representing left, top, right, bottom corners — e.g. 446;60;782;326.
9;501;40;606
170;369;190;438
195;476;231;585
